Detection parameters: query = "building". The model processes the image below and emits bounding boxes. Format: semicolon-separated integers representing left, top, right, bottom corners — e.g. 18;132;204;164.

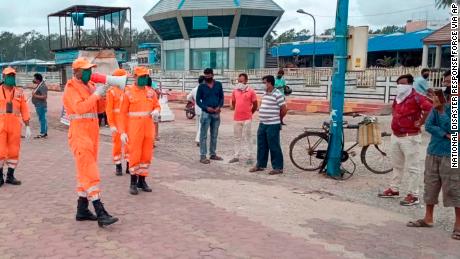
422;23;450;69
143;0;284;72
137;43;161;67
271;29;449;69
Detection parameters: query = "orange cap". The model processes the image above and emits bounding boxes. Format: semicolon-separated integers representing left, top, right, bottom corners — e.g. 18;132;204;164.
133;66;149;77
112;68;127;76
2;67;16;75
72;58;97;70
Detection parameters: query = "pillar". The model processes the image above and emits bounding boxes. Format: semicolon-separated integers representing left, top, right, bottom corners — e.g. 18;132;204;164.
434;45;442;69
421;44;429;68
229;39;236;70
184;40;190;71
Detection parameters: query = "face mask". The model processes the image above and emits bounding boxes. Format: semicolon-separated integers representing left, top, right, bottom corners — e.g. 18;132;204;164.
137;76;148;87
422;74;429;79
4;75;16;86
81;69;92;84
277;75;282;79
205;77;213;83
395;84;412;103
236;83;247;91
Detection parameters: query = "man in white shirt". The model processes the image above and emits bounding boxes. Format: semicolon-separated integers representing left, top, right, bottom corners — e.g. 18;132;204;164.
187;76;205;146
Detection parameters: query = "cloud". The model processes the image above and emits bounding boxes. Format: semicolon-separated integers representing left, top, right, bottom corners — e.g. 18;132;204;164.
0;0;451;36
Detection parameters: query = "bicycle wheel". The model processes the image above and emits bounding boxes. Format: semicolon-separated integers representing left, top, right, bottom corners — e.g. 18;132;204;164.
289;132;329;171
360;132;393;174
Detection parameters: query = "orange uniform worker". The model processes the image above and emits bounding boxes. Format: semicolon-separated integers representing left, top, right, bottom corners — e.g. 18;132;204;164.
63;58;118;227
106;68;129;176
0;67;31;187
120;66;160;195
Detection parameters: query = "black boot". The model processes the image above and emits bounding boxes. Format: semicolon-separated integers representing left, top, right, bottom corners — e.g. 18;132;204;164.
76;197;97;221
137;176;152;192
5;168;21;185
115;164;122;176
0;168;4;187
129;175;138;195
92;199;118;227
125;162;130;174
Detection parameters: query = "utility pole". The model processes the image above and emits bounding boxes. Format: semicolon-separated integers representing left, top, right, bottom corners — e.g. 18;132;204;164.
326;0;349;177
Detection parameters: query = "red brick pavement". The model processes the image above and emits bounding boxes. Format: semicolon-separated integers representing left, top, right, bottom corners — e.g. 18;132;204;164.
0;125;459;258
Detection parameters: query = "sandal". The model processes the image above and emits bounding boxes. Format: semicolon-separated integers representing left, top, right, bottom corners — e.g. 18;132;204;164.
406;219;433;228
452;230;460;240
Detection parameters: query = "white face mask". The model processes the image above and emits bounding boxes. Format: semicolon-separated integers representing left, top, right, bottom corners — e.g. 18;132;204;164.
396;84;412;103
236;83;247;91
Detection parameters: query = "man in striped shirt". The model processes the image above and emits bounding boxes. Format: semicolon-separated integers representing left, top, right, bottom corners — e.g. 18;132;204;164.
249;75;287;175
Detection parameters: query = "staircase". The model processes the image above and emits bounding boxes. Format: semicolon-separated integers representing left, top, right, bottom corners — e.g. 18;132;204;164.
265;51;278;68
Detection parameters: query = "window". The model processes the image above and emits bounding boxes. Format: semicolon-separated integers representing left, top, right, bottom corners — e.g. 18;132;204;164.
191;49;228;70
166;50;184;70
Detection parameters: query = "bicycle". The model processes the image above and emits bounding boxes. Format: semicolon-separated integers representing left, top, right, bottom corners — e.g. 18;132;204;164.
289;113;393;179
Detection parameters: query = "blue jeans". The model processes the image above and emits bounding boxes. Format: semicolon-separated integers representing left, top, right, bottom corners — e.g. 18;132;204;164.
199;112;220;158
256;123;283;170
35;106;48;135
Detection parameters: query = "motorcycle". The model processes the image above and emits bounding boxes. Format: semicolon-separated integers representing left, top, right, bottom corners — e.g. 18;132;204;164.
185;101;195;119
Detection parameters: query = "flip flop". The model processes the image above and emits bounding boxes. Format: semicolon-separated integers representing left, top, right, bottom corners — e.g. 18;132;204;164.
406;219;433;228
452;230;460;240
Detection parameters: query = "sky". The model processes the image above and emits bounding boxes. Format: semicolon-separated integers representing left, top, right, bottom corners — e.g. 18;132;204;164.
0;0;450;36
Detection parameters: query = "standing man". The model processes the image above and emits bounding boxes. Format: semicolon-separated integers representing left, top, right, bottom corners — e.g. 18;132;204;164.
406;70;460;240
63;58;118;227
120;66;161;195
378;74;432;206
229;73;258;165
31;73;48;139
249;75;287;175
274;69;287;96
196;68;224;164
106;68;129;176
413;68;431;96
0;67;31;187
187;75;205;146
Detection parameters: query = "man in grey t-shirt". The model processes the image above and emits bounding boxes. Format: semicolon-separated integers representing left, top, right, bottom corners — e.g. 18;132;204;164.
32;73;48;138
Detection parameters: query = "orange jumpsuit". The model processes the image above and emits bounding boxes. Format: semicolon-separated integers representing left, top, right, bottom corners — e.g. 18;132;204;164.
63;78;104;201
0;85;30;169
106;86;128;164
120;85;160;176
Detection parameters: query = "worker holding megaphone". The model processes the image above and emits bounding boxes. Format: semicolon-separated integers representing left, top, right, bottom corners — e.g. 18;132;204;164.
120;66;160;195
105;68;129;176
62;57;118;227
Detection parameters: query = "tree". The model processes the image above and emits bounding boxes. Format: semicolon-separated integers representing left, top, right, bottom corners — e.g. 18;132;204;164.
321;27;335;36
369;25;405;35
272;28;311;44
435;0;453;9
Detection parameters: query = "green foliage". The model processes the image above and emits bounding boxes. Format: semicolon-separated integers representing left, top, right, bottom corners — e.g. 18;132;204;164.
435;0;453;9
369;25;405;35
0;29;158;62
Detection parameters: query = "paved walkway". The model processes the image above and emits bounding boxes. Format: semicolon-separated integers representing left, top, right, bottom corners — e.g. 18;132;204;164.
0;92;458;258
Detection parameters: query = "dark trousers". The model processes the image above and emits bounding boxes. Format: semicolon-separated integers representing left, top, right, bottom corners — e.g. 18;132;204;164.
256;123;283;170
98;113;108;127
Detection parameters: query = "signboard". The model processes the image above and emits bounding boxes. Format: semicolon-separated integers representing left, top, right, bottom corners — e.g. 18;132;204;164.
193;16;208;30
347;26;369;71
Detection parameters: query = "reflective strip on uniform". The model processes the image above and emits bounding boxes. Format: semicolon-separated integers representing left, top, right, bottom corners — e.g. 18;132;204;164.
139;163;150;169
6;160;18;168
113;109;121;113
68;113;98;120
88;193;100;201
77;192;87;198
86;185;100;194
113;155;121;161
128;111;151;117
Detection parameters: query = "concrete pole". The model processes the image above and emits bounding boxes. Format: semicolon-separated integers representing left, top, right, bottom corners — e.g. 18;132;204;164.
434;45;442;69
421;44;429;68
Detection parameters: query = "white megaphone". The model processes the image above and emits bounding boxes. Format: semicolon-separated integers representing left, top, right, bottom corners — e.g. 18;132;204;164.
91;73;128;90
